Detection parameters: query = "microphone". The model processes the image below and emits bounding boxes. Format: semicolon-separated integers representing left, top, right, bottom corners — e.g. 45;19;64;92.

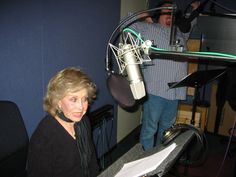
176;0;209;33
121;44;145;100
107;32;152;108
175;11;192;33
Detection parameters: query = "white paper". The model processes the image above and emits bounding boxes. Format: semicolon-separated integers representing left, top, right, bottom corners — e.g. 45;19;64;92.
114;143;177;177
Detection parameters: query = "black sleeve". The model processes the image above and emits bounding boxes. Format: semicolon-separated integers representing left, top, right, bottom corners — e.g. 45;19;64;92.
27;132;53;177
90;147;100;177
85;116;100;177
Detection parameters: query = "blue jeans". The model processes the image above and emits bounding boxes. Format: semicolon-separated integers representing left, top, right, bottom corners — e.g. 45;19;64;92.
140;94;178;151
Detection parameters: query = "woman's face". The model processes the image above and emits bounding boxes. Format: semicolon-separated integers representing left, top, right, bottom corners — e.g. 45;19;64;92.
58;88;89;122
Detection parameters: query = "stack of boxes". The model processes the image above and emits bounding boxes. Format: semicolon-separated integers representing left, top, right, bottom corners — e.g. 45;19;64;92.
176;110;201;128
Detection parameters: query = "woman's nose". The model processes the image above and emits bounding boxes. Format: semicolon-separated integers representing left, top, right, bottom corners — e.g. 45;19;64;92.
76;100;83;109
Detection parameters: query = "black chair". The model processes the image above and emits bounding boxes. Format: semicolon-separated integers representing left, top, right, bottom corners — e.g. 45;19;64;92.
0;101;29;177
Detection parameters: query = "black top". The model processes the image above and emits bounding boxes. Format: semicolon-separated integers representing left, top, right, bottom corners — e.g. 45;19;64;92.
27;115;99;177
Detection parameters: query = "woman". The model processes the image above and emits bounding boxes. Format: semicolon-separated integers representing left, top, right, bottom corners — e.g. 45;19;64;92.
27;67;99;177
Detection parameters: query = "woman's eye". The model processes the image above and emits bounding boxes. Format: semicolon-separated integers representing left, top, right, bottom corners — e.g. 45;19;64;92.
70;97;77;102
82;97;89;103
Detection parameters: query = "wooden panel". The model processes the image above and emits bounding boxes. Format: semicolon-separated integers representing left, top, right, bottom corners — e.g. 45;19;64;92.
186;39;201;96
187;39;201;52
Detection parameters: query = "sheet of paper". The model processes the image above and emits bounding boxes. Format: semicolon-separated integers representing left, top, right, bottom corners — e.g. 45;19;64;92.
114;143;177;177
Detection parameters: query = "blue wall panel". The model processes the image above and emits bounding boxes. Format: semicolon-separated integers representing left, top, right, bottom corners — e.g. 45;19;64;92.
0;0;120;152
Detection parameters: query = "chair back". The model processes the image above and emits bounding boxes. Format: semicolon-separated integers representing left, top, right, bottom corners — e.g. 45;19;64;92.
0;101;29;177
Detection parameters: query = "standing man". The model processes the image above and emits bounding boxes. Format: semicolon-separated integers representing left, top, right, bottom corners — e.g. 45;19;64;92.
129;0;200;150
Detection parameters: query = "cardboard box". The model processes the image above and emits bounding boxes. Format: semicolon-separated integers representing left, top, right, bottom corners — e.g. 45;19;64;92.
177;103;208;130
218;102;236;136
176;110;201;128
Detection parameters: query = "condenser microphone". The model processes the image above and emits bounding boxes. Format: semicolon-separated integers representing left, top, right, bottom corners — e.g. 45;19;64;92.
122;44;146;100
107;31;151;109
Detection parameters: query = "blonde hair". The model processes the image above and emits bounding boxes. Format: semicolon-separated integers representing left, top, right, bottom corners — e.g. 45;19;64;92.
43;67;97;116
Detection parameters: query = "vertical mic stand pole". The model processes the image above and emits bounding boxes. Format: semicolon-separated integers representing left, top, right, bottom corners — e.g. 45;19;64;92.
191;82;201;125
169;4;177;47
169;4;184;52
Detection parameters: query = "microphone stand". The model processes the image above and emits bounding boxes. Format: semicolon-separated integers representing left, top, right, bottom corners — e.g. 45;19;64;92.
169;3;183;52
169;3;177;47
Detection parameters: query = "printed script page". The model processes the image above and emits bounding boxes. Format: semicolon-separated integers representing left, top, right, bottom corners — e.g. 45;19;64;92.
114;143;177;177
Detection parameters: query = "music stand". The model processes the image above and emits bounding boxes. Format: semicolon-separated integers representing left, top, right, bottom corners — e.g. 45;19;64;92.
97;130;195;177
168;69;226;125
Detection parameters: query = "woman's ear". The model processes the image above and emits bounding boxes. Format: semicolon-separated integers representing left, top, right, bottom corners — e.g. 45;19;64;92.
57;101;62;111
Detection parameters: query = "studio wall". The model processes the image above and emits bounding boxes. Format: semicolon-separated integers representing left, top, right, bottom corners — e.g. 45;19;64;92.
0;0;120;150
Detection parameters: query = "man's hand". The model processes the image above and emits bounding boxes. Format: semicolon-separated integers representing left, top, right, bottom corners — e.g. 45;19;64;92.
139;12;154;23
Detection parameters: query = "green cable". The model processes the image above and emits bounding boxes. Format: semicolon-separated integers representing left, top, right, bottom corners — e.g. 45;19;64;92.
123;28;165;51
123;28;236;59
